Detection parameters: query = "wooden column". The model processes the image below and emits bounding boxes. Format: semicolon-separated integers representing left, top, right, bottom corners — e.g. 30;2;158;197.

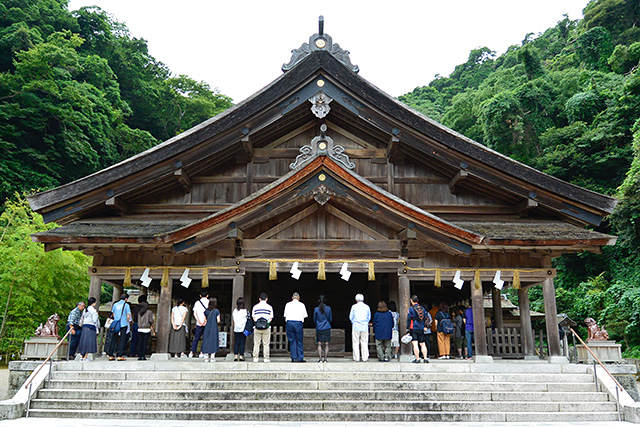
471;276;488;356
112;284;123;302
245;273;254;353
543;277;562;357
156;278;173;353
491;288;503;329
230;274;245;355
398;275;410;355
518;287;535;357
89;275;102;311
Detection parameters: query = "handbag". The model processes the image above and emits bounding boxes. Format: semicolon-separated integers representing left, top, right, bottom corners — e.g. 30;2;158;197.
243;312;254;337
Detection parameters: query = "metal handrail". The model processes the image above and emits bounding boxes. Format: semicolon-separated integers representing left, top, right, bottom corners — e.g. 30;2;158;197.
23;328;71;390
569;327;623;421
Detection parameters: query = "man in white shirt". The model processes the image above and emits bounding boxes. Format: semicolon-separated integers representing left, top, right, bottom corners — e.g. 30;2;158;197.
284;292;308;362
189;289;209;358
252;293;274;362
349;293;371;362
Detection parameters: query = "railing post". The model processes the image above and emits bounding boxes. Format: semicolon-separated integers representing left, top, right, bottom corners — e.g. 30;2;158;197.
616;385;621;421
47;358;52;389
25;382;32;418
593;360;599;392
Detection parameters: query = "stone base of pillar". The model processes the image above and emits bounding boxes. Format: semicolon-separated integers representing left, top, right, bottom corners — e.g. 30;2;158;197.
547;355;569;364
473;355;494;363
150;353;170;361
524;355;540;360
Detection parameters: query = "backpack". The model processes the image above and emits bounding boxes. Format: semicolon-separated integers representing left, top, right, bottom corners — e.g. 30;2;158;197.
439;313;454;334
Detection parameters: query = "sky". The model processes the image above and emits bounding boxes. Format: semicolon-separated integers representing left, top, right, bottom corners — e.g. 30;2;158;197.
67;0;591;103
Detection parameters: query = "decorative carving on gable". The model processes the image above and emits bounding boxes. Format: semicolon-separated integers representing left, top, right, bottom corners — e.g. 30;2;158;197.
309;92;332;118
282;16;359;73
289;124;355;170
312;185;335;205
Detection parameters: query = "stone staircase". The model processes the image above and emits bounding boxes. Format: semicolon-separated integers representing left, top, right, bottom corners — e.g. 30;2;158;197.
26;359;619;422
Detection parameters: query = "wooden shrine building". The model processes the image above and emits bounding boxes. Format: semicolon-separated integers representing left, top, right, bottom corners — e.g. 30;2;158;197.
27;19;617;360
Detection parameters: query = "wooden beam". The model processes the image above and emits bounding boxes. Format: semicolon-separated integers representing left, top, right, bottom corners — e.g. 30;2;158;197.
387;135;400;160
242;239;400;252
254;204;318;240
516;198;538;217
398;228;417;241
262;122;316;149
326;120;380;149
239;133;253;163
324;204;388;240
228;228;244;239
173;169;192;193
105;197;127;215
449;170;469;195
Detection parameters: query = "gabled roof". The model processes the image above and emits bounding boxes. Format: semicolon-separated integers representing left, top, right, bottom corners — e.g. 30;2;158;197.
27;33;617;227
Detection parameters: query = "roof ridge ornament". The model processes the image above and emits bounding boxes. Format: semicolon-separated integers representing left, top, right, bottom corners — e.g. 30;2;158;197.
282;16;359;74
289;124;356;170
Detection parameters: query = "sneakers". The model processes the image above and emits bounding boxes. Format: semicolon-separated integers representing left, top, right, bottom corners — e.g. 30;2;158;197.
180;353;187;359
198;353;205;359
253;358;259;363
424;358;430;363
188;352;193;359
116;357;126;361
412;359;421;364
264;359;270;363
204;357;210;363
438;356;446;360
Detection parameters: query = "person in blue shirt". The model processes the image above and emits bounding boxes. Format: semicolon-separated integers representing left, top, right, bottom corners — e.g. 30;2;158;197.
313;295;332;363
407;295;431;363
464;303;474;358
108;293;131;361
373;301;393;362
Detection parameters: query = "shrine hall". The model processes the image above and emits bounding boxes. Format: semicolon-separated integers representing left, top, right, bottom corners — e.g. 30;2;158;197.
27;18;617;361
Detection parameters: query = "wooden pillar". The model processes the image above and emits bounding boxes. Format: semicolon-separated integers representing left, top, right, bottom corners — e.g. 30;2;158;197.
112;284;123;302
156;278;173;353
89;275;102;311
471;276;488;356
518;287;535;357
398;275;410;355
543;277;562;357
491;288;503;329
230;274;245;355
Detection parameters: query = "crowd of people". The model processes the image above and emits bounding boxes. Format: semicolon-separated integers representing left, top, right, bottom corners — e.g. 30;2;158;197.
65;290;476;363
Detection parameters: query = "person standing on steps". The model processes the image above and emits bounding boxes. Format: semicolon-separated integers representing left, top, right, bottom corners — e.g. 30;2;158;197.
169;298;188;358
407;295;431;363
136;295;154;360
232;297;248;361
77;297;98;361
453;306;468;359
313;295;332;363
189;289;209;358
349;294;371;362
108;293;131;361
435;302;453;359
373;300;393;362
66;301;85;360
464;303;475;359
252;293;274;363
201;297;220;362
388;301;401;360
284;292;308;362
429;302;440;358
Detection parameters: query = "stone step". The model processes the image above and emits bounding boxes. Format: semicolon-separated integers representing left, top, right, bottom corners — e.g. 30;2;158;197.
46;379;599;392
29;398;618;413
36;388;611;402
50;370;595;383
25;408;620;422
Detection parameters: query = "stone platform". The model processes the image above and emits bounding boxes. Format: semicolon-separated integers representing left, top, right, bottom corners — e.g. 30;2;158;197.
19;358;621;422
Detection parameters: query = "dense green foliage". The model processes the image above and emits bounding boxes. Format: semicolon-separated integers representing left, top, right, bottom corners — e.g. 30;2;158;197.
0;0;233;204
400;0;640;354
0;0;233;355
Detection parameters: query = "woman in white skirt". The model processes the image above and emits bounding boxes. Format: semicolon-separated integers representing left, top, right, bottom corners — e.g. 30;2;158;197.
77;297;99;361
169;298;188;357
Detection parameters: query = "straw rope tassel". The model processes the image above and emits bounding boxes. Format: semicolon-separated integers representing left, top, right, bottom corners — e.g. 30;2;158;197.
513;270;521;289
160;267;170;287
474;269;481;289
317;261;326;281
434;268;441;287
123;268;132;288
368;261;375;281
269;262;277;281
201;268;209;288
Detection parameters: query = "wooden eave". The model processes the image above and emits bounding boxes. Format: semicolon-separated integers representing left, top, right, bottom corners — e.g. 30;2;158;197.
28;50;616;227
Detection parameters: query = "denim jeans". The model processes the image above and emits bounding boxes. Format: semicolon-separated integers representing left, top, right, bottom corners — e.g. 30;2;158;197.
465;330;474;357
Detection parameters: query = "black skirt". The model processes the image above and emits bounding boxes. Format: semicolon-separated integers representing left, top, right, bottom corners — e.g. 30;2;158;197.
316;328;331;343
77;325;97;355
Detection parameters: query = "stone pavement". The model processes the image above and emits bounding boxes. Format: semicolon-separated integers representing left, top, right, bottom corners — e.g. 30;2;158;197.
0;420;636;426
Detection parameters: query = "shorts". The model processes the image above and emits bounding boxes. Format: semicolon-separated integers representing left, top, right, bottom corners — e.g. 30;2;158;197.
316;328;331;343
410;329;427;343
455;337;466;349
391;330;400;347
